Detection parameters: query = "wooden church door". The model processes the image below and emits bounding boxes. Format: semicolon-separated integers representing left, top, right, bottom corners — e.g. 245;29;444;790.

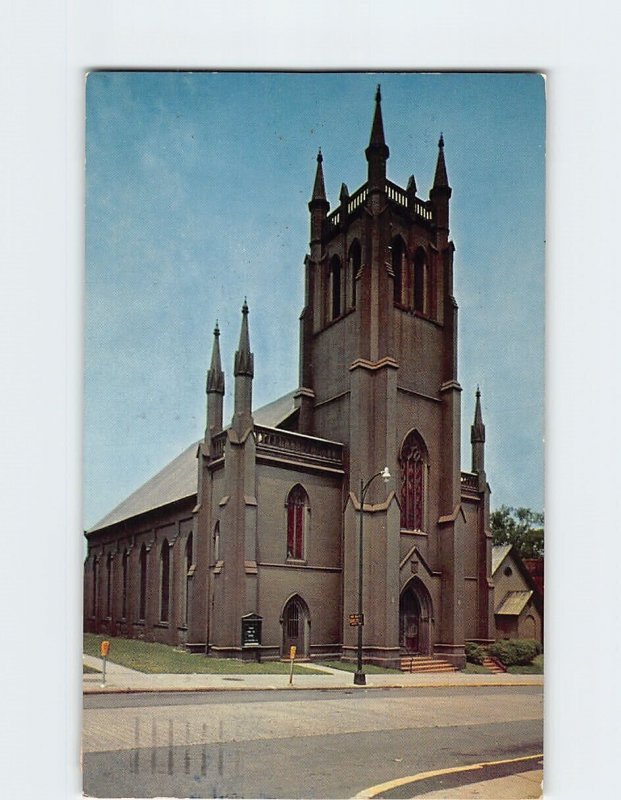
399;589;421;653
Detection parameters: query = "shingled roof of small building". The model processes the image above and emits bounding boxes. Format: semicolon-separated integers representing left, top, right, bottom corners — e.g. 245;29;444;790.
87;390;298;534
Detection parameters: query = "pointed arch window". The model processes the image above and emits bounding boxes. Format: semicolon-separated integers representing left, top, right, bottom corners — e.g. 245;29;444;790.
348;239;361;308
92;557;98;617
212;522;220;563
185;532;194;626
121;549;129;619
329;255;342;320
139;545;147;621
160;539;170;623
414;248;427;314
106;552;113;618
286;485;309;561
399;431;428;531
391;236;406;305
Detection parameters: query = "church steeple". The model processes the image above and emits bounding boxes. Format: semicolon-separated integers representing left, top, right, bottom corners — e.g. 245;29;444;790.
206;321;225;393
232;300;254;433
432;134;450;189
312;148;327;201
470;386;486;474
308;149;330;245
430;133;452;240
205;321;225;441
365;85;390;191
234;299;254;378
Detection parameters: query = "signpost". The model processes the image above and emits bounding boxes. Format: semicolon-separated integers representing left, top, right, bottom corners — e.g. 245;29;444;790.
241;613;263;662
288;645;296;685
100;639;110;687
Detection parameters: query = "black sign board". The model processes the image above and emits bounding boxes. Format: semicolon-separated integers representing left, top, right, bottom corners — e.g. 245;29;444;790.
241;613;262;647
348;613;364;627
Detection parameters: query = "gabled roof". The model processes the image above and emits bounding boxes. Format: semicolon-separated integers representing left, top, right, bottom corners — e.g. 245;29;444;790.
492;544;543;609
88;441;200;534
88;390;298;534
491;544;512;575
253;390;296;427
495;590;533;616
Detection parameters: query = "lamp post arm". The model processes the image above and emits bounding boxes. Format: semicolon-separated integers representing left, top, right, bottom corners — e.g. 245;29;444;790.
360;469;387;504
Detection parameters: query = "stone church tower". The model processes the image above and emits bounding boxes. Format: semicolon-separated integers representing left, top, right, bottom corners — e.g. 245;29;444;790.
84;88;493;670
296;86;492;666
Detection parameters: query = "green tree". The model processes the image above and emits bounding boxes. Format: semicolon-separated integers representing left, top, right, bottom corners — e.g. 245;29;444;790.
490;505;544;558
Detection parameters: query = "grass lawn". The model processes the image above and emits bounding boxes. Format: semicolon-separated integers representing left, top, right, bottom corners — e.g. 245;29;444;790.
461;663;492;674
507;654;544;674
316;660;402;674
83;664;100;674
83;634;326;674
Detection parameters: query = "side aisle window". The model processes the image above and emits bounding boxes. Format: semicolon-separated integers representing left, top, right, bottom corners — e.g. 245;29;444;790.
286;485;308;560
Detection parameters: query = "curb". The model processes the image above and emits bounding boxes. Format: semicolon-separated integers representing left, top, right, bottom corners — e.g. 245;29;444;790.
83;679;542;696
354;754;544;799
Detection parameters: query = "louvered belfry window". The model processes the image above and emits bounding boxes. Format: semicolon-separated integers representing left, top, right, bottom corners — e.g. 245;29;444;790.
286;485;307;560
400;432;426;531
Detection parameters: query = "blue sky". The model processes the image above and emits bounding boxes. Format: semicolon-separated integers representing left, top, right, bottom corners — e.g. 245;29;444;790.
85;71;545;529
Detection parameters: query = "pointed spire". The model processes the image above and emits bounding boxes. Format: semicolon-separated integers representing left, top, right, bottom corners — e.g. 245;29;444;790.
311;148;327;202
432;133;450;190
206;321;225;394
471;386;486;474
406;174;417;194
365;84;390;166
234;299;254;377
205;320;225;442
471;385;485;438
368;85;389;151
309;149;329;245
339;182;349;202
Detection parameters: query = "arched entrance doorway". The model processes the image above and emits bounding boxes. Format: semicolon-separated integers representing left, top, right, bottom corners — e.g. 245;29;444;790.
281;595;310;658
399;579;432;655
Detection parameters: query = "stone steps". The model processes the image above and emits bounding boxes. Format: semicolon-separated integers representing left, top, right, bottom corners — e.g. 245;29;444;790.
481;656;507;673
400;656;457;673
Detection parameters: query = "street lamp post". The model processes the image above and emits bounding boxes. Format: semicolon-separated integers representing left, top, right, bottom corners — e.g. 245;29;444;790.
353;466;391;686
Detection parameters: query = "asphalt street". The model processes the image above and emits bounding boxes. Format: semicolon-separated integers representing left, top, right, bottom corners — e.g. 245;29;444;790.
83;686;543;798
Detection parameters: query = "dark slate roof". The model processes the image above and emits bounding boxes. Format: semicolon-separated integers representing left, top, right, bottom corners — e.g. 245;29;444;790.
252;390;296;427
87;390;298;534
88;441;200;534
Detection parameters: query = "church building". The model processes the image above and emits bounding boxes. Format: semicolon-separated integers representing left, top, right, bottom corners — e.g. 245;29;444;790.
84;88;494;669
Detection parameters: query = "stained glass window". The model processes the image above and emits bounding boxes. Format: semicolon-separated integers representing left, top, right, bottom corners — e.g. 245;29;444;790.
286;485;307;560
400;431;427;530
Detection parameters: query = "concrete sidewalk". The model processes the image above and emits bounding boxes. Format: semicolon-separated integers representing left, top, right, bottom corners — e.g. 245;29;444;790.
83;653;543;694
